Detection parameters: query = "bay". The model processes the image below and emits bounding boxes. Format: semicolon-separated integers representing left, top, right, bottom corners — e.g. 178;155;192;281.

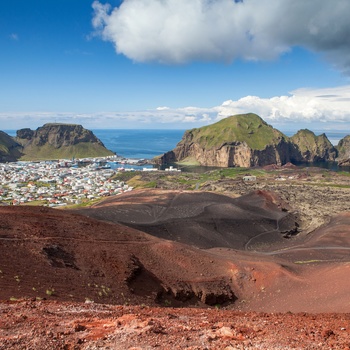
92;129;185;159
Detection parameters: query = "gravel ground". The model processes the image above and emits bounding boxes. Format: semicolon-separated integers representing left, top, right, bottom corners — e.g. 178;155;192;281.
1;300;350;350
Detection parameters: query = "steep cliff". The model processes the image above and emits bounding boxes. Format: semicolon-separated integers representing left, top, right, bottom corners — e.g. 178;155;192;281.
156;114;339;168
156;113;299;167
16;123;114;160
290;129;337;162
0;131;23;162
336;135;350;166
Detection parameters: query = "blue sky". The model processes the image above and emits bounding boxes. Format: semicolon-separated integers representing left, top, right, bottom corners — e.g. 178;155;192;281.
1;0;350;131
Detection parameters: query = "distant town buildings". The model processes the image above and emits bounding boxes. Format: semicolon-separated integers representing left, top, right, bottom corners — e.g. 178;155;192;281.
0;156;182;207
0;157;131;207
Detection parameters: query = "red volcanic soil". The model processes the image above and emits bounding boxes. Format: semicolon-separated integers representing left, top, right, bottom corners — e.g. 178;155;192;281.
0;205;241;307
75;189;350;313
1;190;350;312
1;300;350;350
1;189;350;348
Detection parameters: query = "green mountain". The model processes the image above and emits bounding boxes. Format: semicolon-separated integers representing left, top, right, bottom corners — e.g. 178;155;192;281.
336;135;350;166
290;129;337;162
0;131;23;162
188;113;287;150
15;123;114;161
0;124;114;162
156;113;338;167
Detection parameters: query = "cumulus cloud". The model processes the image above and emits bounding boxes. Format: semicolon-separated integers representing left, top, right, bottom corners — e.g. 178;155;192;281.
214;86;350;126
152;85;350;129
92;0;350;70
2;86;350;130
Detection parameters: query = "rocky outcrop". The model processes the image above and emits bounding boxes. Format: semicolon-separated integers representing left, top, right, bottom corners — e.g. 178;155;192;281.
156;114;339;168
290;129;337;162
0;131;23;162
163;138;296;168
156;114;298;167
17;123;104;148
15;123;114;160
336;135;350;166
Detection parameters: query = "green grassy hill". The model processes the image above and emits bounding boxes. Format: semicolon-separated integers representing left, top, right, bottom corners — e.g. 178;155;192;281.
187;113;287;150
0;131;23;161
337;135;350;159
19;142;114;161
16;123;114;161
290;129;336;161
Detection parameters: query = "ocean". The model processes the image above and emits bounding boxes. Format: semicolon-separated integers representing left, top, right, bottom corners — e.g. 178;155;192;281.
92;129;186;159
4;129;186;159
4;128;350;160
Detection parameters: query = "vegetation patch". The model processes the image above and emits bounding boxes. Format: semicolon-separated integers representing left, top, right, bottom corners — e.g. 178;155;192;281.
19;142;113;161
112;171;142;182
178;157;201;166
186;113;287;150
118;167;269;190
127;175;152;188
294;260;325;264
64;198;102;209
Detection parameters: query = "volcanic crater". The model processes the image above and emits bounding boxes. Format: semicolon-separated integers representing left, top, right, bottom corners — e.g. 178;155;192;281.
1;186;350;349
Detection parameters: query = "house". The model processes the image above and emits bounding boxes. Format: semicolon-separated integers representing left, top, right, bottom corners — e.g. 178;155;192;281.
243;175;256;182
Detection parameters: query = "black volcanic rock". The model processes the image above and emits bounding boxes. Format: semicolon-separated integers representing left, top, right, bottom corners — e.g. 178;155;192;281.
16;128;34;140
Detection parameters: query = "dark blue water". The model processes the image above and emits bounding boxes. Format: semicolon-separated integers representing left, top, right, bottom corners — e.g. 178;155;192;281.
92;129;185;159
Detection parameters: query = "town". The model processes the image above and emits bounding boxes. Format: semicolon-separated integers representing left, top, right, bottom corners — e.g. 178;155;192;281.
0;157;133;207
0;156;181;207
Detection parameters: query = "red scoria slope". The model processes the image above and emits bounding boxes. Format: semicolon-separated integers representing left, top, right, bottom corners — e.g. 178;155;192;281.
1;189;350;349
1;300;350;350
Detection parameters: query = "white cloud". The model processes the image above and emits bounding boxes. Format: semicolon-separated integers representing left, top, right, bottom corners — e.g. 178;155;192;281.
92;0;350;71
2;85;350;130
0;109;213;130
215;86;350;126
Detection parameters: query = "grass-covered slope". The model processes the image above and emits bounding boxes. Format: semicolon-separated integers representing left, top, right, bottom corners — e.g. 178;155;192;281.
337;135;350;159
0;131;23;161
19;142;113;161
16;123;114;161
187;113;287;150
290;129;336;162
156;114;339;167
291;129;323;153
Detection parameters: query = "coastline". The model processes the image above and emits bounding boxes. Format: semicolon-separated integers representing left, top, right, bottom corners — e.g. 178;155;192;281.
4;128;348;159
